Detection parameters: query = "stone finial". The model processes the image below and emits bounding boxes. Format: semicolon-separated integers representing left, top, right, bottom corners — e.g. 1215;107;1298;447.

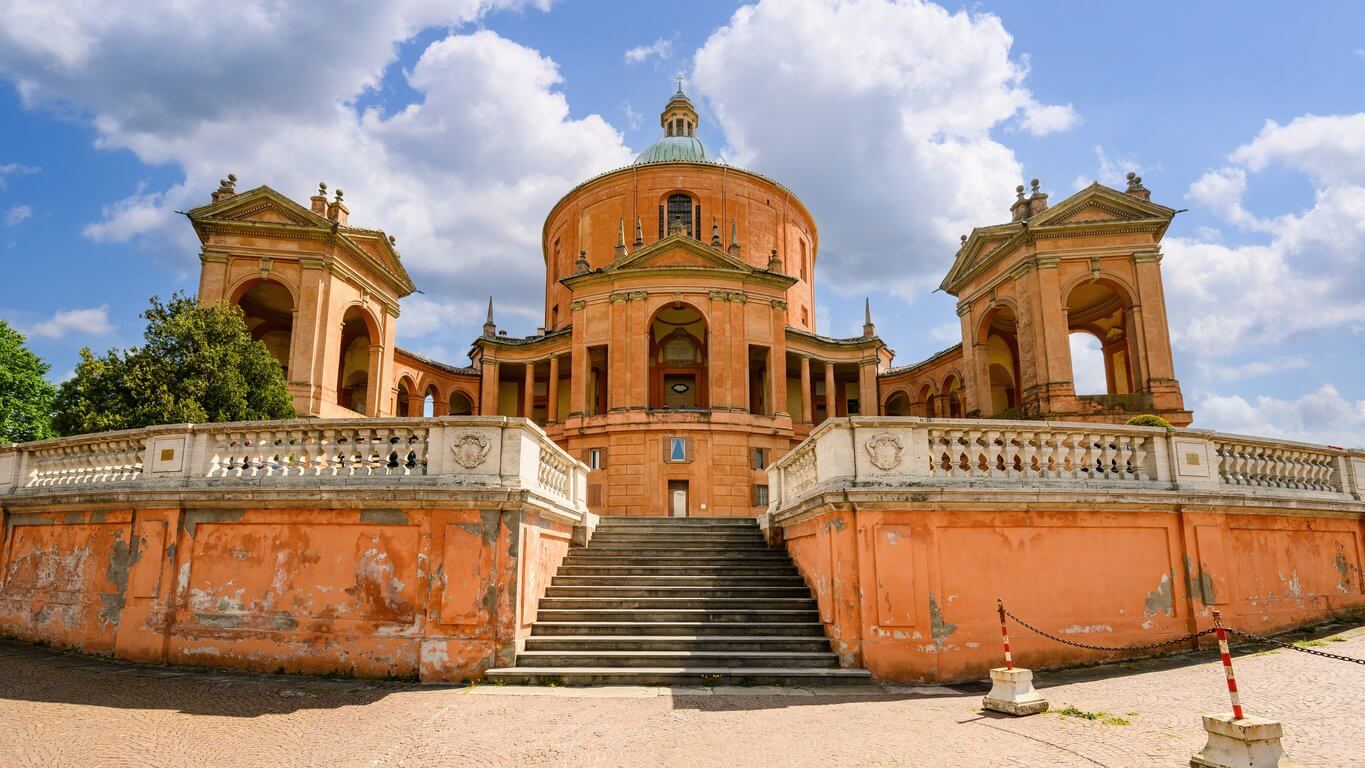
326;186;349;225
960;234;968;244
1010;184;1030;222
615;218;627;258
862;297;876;338
728;218;740;258
574;248;590;275
1125;171;1151;201
634;217;644;246
767;247;783;273
388;235;397;245
482;296;496;339
310;182;329;215
1027;178;1049;217
211;173;238;203
711;216;722;247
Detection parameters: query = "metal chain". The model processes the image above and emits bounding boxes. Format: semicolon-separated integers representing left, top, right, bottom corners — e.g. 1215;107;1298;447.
1002;607;1216;652
1224;627;1365;666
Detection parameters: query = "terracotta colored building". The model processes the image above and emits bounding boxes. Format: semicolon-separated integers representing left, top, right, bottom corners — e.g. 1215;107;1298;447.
190;89;1189;516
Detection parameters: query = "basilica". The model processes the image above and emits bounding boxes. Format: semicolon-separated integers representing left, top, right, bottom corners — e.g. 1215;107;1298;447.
191;88;1191;517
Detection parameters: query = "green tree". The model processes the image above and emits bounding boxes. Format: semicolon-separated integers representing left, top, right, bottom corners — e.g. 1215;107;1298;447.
53;293;295;435
0;319;57;442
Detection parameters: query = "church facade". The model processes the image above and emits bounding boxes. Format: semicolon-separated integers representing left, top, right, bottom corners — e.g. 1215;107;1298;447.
190;89;1190;517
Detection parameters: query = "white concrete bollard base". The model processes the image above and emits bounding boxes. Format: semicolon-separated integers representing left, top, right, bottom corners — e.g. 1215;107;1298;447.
1190;714;1299;768
982;667;1048;716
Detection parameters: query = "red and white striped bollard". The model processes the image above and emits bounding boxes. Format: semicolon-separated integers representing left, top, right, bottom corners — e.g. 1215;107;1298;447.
997;597;1013;670
1212;610;1244;720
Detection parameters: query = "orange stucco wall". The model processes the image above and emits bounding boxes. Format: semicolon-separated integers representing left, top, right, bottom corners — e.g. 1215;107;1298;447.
778;502;1364;682
0;504;572;681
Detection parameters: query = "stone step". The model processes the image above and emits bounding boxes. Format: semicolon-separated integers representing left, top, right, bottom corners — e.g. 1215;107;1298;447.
513;650;839;669
557;566;798;577
544;585;813;599
552;575;807;587
565;553;790;564
593;524;760;533
579;545;774;554
531;621;828;637
595;517;758;526
589;532;763;540
482;666;872;687
534;608;821;623
538;597;817;610
523;635;834;653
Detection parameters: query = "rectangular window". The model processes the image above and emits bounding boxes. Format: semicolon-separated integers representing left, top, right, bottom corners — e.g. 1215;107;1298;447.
587;448;605;470
752;447;767;470
666;437;689;463
754;484;769;507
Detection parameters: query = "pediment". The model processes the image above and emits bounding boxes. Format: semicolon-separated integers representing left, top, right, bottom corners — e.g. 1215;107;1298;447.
605;234;754;274
1030;183;1175;228
189;186;327;228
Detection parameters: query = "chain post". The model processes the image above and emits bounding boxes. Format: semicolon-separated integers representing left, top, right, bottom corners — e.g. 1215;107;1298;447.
996;597;1013;670
1211;610;1245;720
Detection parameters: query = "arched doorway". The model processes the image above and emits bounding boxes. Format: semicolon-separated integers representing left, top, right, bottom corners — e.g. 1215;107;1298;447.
884;391;912;416
448;390;474;416
916;383;936;417
337;307;375;414
942;374;964;417
234;280;294;377
979;304;1022;416
649;304;707;410
396;378;415;416
1065;281;1135;396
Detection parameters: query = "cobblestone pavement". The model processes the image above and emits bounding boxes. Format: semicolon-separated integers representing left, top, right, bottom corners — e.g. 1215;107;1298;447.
0;627;1360;768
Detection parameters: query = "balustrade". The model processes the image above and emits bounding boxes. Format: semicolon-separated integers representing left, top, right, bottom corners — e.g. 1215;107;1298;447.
1213;437;1342;493
207;423;429;478
926;425;1154;482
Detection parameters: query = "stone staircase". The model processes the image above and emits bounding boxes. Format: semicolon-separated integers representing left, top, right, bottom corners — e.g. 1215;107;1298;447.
484;516;871;686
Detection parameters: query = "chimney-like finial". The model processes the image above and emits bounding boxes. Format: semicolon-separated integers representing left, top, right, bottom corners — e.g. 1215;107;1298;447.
634;217;643;246
574;248;590;274
211;173;238;202
1030;178;1040;194
728;218;740;257
1027;178;1048;217
1010;183;1030;222
1125;170;1151;201
615;218;627;258
862;297;875;338
711;216;722;247
325;186;349;224
482;296;497;339
768;247;783;273
310;182;329;215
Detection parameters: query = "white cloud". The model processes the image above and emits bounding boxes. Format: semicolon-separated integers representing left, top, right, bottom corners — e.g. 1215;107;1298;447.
928;322;960;344
1197;355;1311;383
624;36;675;65
26;305;114;339
1167;113;1365;354
1196;385;1365;447
0;161;39;190
622;101;642;129
1229;114;1365;185
692;0;1073;300
1018;102;1078;136
3;204;31;225
1072;145;1147;190
0;2;631;343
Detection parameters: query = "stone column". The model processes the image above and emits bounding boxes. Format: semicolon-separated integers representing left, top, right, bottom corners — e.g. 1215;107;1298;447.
824;362;836;422
568;300;587;417
523;363;535;420
859;360;877;415
771;300;789;418
366;343;384;417
480;360;500;416
799;355;812;424
547;354;560;423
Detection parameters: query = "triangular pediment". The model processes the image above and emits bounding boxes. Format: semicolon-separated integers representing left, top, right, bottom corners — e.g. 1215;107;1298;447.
188;186;327;228
605;234;755;274
1030;183;1175;227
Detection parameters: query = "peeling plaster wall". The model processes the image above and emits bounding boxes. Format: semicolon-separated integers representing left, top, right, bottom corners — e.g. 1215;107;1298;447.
778;504;1364;683
0;504;573;682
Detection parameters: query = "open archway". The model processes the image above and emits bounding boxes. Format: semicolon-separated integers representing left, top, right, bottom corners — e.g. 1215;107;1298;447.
979;304;1022;416
1065;280;1135;396
396;377;416;416
941;374;964;418
649;303;708;409
337;307;376;414
234;280;294;377
916;383;936;417
884;391;912;416
448;390;474;416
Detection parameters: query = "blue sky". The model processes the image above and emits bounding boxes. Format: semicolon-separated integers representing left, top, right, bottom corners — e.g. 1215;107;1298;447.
1;0;1362;443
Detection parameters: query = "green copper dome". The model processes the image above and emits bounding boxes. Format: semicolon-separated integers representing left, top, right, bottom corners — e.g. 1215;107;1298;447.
633;135;712;166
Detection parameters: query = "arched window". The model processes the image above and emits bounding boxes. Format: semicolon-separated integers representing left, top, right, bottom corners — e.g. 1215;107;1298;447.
666;194;694;238
649;304;708;410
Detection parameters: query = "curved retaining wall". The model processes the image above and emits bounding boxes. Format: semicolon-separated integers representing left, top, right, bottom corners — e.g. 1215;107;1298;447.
0;417;590;681
766;418;1365;682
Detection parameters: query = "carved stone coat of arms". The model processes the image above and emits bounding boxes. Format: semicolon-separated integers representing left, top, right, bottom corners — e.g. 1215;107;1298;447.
864;432;904;471
451;433;491;469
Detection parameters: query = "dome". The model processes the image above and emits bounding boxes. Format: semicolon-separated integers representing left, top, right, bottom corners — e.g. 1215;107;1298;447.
633;135;714;166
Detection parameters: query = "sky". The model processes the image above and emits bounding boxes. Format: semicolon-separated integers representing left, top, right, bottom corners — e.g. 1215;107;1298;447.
0;0;1362;445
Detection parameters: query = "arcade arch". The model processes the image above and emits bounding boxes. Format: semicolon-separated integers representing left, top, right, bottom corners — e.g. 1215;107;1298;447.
649;303;708;410
234;279;294;376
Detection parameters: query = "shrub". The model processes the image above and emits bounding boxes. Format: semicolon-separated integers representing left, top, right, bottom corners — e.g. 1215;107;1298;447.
1125;414;1172;429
